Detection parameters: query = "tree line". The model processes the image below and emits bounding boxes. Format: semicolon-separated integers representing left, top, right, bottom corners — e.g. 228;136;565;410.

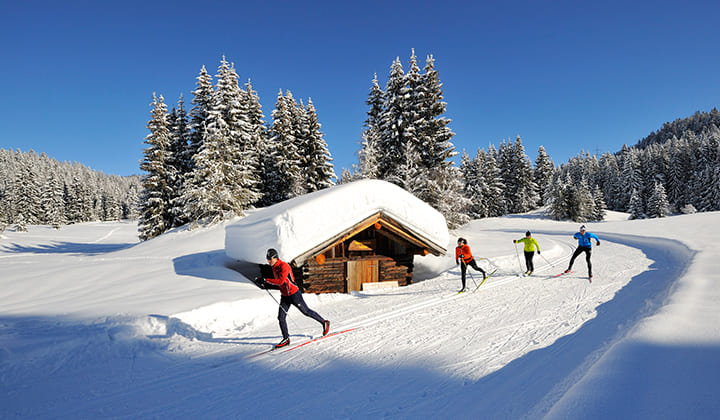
139;56;335;240
0;148;140;231
139;53;720;233
5;53;717;236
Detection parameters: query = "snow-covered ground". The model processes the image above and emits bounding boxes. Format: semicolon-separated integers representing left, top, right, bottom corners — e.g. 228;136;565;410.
1;210;719;419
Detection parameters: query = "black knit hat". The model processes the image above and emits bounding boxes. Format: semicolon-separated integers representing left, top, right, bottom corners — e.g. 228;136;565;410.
266;248;279;260
525;231;531;236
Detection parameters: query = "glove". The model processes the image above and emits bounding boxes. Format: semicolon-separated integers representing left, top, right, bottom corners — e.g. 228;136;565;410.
596;241;600;246
513;240;516;243
253;277;266;289
537;251;541;255
455;260;459;266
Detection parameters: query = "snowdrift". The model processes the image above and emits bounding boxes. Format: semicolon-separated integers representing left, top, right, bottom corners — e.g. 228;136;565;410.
225;179;449;264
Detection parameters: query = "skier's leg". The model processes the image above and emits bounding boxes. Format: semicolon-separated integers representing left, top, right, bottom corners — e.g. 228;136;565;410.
290;292;325;324
525;251;534;272
469;259;486;277
277;296;292;338
585;248;593;276
567;247;582;270
460;262;467;289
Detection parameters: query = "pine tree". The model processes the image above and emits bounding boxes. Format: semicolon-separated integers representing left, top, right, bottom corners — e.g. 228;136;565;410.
265;90;303;204
359;73;384;179
591;184;607;221
647;182;671;218
167;95;190;227
377;57;407;182
301;99;335;192
484;145;505;217
628;188;645;219
139;93;174;239
241;79;268;206
534;145;554;206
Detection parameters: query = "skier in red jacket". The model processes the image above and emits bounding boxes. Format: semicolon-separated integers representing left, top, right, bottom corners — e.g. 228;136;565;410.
256;248;330;348
455;238;487;292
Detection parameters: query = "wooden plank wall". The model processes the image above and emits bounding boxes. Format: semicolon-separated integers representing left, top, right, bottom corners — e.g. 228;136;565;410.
301;254;414;294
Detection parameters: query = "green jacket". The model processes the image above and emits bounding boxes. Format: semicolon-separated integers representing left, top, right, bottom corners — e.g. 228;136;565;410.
516;237;540;252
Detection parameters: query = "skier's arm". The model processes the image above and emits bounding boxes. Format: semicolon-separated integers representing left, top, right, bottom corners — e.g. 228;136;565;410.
264;263;291;287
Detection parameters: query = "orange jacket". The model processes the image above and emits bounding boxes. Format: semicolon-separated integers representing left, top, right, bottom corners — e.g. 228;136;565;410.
265;259;299;296
455;244;474;264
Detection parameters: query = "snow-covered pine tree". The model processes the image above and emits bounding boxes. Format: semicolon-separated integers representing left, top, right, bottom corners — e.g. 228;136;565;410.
264;90;303;204
598;153;622;210
187;65;214;166
301;99;335;192
377;57;407;182
13;159;41;224
498;137;538;214
460;150;484;219
647;182;671;218
183;59;261;224
241;79;268;206
533;145;554;206
359;73;384;179
628;188;645;220
41;171;66;228
138;93;174;239
167;95;190;227
483;145;505;217
591;184;607;221
619;147;643;212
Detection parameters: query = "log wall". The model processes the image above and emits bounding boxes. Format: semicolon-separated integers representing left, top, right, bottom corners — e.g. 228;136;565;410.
301;254;414;294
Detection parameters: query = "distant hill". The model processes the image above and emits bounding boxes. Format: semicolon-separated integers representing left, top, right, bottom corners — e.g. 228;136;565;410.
635;108;720;149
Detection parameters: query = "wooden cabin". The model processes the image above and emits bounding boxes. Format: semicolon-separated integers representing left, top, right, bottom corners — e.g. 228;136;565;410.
277;211;445;294
226;179;449;294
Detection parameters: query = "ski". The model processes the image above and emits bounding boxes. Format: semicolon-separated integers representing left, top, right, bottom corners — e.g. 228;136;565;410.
551;270;574;278
279;327;356;353
244;346;277;360
473;269;497;292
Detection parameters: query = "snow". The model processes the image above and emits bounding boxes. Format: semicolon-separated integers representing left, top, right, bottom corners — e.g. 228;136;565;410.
1;208;720;418
225;179;449;265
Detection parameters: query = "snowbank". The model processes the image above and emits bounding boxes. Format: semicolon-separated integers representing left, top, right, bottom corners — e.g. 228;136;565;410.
225;179;449;264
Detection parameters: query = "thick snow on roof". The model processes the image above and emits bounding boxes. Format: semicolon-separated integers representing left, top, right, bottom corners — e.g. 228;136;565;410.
225;179;449;264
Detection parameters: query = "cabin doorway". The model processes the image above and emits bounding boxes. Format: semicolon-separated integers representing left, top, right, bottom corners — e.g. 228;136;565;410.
346;260;379;292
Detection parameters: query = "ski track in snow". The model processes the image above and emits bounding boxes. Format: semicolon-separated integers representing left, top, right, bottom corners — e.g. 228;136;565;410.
0;223;698;419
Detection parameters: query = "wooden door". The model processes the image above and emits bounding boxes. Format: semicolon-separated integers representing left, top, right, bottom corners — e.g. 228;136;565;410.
346;260;379;292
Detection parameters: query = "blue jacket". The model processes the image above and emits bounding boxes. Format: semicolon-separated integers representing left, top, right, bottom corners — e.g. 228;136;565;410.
574;231;599;248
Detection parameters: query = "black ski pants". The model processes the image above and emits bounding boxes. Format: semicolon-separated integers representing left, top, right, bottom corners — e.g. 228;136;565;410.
568;246;593;276
460;258;486;289
278;291;325;339
524;251;535;272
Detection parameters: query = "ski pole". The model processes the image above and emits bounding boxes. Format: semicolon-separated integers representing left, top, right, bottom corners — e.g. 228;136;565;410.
513;242;524;273
257;279;302;331
539;252;555;268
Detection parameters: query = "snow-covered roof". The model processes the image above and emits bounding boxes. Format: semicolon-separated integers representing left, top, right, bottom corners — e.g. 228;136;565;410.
225;179;449;265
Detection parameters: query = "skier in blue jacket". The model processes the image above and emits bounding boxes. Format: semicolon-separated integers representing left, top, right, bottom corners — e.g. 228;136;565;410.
565;225;600;279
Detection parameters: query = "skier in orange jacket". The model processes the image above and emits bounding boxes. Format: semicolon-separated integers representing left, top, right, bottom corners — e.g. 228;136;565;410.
455;238;487;292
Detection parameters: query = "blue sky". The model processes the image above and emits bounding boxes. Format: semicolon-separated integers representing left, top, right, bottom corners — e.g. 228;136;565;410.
3;0;719;177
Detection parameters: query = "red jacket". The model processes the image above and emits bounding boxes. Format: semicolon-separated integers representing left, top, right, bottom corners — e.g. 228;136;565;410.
455;244;474;264
266;259;299;296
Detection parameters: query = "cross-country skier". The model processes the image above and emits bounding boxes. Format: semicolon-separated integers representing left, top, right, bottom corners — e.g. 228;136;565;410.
513;231;540;275
455;238;487;292
255;248;330;348
565;225;600;280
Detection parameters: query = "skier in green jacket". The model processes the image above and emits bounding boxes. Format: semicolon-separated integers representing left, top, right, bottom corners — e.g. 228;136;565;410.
513;231;540;275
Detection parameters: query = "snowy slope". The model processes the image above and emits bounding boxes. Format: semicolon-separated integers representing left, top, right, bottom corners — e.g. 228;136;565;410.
1;211;719;419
